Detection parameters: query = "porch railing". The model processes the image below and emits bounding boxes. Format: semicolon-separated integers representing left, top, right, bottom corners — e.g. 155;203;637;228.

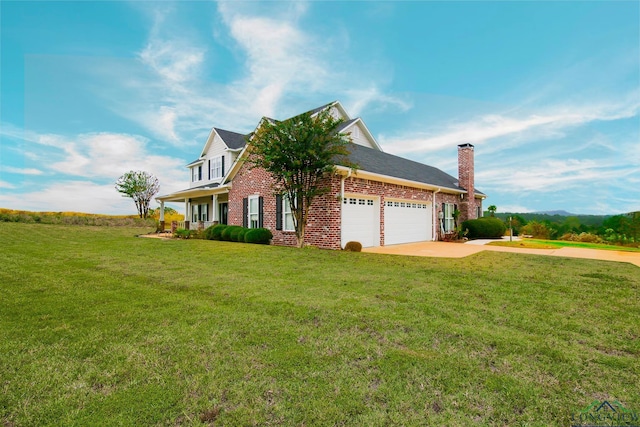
169;221;217;232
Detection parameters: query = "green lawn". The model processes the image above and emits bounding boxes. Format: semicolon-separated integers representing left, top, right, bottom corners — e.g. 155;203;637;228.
489;238;640;252
1;223;638;426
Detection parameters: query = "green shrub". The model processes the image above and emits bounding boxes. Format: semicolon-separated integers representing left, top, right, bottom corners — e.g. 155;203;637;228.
520;221;553;239
237;228;248;243
461;217;506;239
560;232;603;244
343;241;362;252
221;225;243;241
230;226;247;242
244;228;273;244
174;228;192;239
205;224;227;240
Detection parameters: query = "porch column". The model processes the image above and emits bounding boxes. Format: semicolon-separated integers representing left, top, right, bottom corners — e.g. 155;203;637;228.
212;194;219;223
184;199;190;230
159;201;165;231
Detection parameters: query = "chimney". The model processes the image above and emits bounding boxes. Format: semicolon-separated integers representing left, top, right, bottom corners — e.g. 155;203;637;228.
458;143;475;222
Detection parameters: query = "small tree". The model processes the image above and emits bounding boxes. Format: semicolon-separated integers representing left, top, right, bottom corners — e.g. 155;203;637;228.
247;109;353;248
487;205;497;217
115;170;160;219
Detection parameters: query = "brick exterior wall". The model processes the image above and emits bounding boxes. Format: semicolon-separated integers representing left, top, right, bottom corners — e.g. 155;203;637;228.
228;159;476;248
458;143;478;223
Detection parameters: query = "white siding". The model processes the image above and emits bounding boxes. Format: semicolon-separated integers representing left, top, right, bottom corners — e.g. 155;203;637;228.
347;122;376;149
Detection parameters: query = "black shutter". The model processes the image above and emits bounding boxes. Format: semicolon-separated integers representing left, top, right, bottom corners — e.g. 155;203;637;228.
275;194;282;230
208;160;211;180
242;198;248;228
258;196;264;228
198;165;202;180
221;156;225;177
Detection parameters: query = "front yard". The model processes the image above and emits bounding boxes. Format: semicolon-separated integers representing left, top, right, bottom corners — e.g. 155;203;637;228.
1;222;638;426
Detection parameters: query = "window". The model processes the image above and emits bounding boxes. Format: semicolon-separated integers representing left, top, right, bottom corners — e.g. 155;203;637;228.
210;156;224;179
192;165;202;182
477;206;482;218
443;203;455;233
283;194;295;231
192;203;208;222
248;195;259;228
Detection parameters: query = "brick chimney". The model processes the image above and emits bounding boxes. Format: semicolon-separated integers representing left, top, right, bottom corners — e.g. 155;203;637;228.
458;143;475;222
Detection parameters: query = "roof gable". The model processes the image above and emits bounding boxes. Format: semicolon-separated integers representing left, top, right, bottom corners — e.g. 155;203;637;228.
200;128;247;157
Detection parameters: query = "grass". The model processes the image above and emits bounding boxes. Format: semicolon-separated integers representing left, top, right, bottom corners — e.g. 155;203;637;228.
488;238;640;252
1;222;639;426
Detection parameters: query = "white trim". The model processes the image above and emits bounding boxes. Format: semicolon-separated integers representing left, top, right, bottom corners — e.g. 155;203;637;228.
335;166;465;195
248;195;260;229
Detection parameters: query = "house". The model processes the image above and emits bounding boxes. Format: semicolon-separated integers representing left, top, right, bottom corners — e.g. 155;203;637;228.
156;101;486;249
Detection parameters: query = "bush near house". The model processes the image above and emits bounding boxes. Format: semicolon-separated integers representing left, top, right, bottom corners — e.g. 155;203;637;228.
204;224;271;244
244;228;273;244
461;217;506;239
205;224;227;240
343;241;363;252
221;225;244;241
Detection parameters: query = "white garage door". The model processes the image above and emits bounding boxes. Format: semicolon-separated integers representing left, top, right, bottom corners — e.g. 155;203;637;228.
341;196;379;248
384;200;432;245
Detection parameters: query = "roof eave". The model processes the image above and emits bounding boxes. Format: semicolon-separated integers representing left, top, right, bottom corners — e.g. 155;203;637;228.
334;165;465;194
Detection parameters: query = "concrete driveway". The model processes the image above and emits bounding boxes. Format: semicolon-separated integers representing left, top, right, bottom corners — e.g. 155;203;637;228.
362;239;640;268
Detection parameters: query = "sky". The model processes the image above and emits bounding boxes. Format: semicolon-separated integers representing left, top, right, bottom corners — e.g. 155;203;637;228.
1;1;638;216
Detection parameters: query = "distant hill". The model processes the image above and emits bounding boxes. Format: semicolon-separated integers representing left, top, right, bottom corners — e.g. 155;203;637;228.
532;210;575;216
492;211;611;227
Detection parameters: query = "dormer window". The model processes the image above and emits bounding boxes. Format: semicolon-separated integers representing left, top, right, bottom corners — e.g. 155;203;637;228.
192;165;202;182
209;156;224;180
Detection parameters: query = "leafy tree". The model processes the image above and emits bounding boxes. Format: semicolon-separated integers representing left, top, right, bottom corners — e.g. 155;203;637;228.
247;109;353;248
115;171;160;219
487;205;497;217
520;220;553;239
622;211;640;242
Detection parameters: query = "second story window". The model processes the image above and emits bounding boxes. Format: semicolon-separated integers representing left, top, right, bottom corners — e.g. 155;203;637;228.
192;165;202;182
210;156;224;179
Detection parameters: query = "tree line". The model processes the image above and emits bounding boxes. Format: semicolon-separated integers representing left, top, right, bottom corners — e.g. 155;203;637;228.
492;210;640;247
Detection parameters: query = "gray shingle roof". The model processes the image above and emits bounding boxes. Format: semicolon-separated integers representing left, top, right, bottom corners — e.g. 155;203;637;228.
215;128;247;150
304;101;337;117
340;143;484;195
336;118;359;132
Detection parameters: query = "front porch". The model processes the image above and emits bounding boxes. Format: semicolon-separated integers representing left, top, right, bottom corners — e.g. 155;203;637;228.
155;185;230;232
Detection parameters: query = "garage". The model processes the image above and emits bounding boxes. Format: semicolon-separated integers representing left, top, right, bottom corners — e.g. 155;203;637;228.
384;199;432;245
341;195;379;248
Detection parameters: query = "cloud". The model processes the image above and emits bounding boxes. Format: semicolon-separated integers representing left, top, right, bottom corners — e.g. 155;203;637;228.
0;180;16;189
380;96;640;155
0;180;140;214
139;40;205;83
100;2;408;145
0;166;44;175
0;125;189;213
477;158;628;192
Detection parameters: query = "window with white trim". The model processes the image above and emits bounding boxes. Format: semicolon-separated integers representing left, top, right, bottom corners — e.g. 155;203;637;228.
192;203;208;222
443;203;455;233
210;156;223;179
248;195;259;229
283;194;295;231
191;165;202;182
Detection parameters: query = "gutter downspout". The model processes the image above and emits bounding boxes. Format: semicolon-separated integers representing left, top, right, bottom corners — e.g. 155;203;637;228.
340;169;352;201
433;188;441;241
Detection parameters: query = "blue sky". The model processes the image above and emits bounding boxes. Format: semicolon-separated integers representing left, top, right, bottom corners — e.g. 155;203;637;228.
1;1;638;215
